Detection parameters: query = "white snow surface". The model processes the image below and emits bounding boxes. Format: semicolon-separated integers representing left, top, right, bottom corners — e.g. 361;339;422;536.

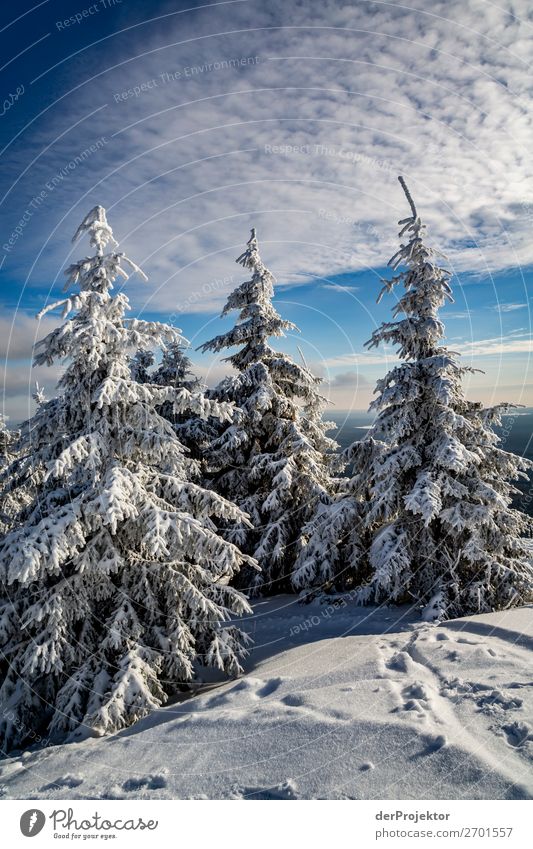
1;598;532;800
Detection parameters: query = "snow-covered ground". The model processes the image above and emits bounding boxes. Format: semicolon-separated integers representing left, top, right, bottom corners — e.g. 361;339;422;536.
1;598;532;800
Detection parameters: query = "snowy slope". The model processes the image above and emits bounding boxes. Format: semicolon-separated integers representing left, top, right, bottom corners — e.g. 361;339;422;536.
1;598;532;800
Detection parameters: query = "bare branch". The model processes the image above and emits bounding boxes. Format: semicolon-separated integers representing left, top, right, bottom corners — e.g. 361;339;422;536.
398;175;417;219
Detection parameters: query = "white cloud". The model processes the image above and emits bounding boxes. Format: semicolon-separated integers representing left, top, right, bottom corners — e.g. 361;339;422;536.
3;0;533;318
320;369;373;409
320;283;360;293
0;361;64;424
0;313;58;360
327;370;370;388
324;331;533;372
3;0;533;418
323;347;399;368
0;312;65;420
458;333;533;357
491;302;529;313
443;310;474;320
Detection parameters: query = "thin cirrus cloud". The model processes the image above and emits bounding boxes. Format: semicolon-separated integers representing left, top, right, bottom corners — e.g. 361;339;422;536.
325;332;533;367
323;347;400;368
492;302;529;313
320;283;360;293
458;331;533;357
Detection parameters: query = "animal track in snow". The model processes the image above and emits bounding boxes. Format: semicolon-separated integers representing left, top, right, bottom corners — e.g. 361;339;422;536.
422;734;447;754
441;679;525;716
446;650;460;662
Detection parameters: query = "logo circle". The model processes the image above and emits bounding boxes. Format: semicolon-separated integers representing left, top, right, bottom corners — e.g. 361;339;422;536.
20;810;46;837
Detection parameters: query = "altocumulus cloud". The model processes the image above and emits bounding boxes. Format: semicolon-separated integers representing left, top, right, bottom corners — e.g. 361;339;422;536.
2;0;533;315
1;0;533;418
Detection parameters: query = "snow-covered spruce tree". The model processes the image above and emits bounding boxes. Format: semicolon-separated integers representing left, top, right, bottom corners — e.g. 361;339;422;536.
0;385;50;540
198;229;339;594
334;177;533;618
291;388;353;593
291;465;365;594
0;206;255;750
0;415;15;467
153;342;201;395
152;342;207;459
129;348;154;383
0;415;21;536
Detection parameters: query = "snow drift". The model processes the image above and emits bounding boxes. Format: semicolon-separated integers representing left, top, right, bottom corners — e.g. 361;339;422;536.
1;597;532;800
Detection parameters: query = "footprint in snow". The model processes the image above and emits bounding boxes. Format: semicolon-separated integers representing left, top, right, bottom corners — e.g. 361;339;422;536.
476;691;523;714
101;784;128;800
395;681;432;716
205;676;286;706
281;694;305;707
501;722;533;750
257;677;285;698
386;651;412;673
122;773;168;791
40;774;84;791
446;650;460;661
403;682;429;700
232;779;299;800
207;677;263;705
413;734;447;758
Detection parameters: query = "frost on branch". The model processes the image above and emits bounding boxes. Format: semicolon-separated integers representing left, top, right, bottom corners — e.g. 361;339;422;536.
198;229;340;594
0;207;255;750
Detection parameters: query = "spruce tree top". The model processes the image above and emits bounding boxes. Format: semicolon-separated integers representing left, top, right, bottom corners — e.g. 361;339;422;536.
367;177;453;362
199;228;296;371
154;342;201;392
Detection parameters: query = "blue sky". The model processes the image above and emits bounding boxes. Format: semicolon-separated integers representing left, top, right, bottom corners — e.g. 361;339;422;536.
1;0;532;422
